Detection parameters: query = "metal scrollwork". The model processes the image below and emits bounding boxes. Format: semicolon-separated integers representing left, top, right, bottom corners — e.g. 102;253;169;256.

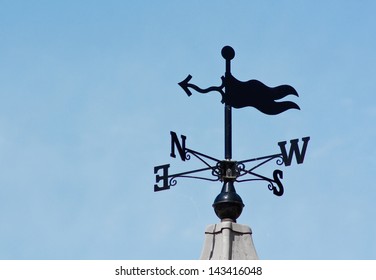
184;151;191;161
276;155;284;166
267;181;275;191
158;151;286;196
212;162;222;179
169;177;178;187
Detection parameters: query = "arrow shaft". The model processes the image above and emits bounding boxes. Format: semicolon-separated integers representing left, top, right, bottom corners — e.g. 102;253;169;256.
179;74;224;97
187;83;223;94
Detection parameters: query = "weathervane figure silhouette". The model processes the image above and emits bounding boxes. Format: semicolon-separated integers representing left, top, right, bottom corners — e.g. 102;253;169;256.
179;46;300;114
154;46;310;221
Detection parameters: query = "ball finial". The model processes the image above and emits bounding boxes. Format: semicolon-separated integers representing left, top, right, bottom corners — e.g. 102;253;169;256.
213;181;244;222
221;46;235;61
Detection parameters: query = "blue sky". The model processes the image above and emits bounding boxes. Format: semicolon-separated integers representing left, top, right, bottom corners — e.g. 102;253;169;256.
0;0;375;259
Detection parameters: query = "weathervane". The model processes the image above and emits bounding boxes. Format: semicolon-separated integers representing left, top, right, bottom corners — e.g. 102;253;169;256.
154;46;310;222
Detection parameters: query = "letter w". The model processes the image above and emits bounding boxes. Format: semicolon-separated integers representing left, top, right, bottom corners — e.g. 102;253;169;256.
278;137;310;166
170;131;187;161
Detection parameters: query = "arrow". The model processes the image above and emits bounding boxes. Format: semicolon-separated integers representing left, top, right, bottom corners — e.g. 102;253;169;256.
178;74;225;97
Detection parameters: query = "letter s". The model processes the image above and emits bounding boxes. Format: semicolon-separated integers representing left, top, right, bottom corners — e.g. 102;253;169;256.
272;169;284;196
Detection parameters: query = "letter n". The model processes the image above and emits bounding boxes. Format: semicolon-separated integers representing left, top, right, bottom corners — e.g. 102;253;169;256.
278;137;310;166
170;131;186;161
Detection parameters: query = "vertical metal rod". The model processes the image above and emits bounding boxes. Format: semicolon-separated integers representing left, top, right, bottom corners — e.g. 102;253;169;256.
225;104;232;160
223;47;233;160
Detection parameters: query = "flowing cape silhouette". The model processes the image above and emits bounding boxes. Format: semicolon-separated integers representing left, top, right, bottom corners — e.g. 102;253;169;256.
222;74;300;115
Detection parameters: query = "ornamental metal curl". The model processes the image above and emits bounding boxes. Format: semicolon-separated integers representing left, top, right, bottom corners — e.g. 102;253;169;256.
184;152;191;161
169;177;177;187
276;156;284;166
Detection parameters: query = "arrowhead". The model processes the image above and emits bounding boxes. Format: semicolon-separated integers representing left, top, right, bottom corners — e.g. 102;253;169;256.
178;74;193;96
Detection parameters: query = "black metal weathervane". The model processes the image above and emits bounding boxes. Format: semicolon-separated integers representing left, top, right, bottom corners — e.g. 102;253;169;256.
154;46;310;222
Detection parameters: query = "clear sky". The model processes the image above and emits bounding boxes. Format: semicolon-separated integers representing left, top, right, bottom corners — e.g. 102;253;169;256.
0;0;375;259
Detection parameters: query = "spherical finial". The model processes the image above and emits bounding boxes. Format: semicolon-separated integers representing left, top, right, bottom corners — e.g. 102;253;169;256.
221;46;235;61
213;181;244;222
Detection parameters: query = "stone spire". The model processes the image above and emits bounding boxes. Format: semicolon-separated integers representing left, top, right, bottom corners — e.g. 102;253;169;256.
200;221;258;260
200;181;258;260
